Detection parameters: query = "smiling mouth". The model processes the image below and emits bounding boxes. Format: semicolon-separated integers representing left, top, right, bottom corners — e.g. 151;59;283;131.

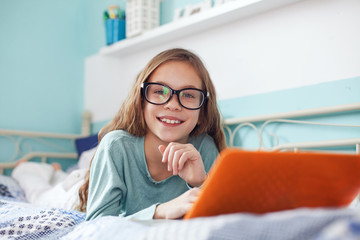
158;117;183;125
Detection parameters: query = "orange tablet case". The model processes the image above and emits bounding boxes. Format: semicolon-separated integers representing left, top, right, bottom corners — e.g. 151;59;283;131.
184;148;360;219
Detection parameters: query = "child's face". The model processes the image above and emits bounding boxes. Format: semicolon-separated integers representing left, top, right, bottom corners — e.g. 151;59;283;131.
144;61;202;144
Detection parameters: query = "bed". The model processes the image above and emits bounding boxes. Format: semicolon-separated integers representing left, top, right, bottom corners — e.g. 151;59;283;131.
1;104;360;239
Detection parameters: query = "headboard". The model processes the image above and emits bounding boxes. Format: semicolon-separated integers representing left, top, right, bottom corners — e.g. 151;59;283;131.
0;111;92;174
223;102;360;154
1;103;359;174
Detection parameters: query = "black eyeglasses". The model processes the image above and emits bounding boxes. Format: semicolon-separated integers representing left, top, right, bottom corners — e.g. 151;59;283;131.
141;82;209;110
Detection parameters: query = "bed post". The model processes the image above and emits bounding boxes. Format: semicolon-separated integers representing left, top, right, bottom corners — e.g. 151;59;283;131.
82;110;92;136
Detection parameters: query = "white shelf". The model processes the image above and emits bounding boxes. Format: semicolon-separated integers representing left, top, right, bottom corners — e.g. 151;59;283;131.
99;0;302;57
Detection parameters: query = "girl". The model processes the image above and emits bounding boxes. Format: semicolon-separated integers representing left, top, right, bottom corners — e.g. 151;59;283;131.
78;48;226;220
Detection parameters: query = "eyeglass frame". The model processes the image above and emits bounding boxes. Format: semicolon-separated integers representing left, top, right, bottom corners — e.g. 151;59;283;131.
141;82;209;110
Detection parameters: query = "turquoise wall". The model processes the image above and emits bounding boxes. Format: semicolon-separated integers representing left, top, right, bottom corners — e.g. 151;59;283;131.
0;0;199;135
0;0;86;134
219;77;360;150
0;0;203;170
219;77;360;120
1;1;358;163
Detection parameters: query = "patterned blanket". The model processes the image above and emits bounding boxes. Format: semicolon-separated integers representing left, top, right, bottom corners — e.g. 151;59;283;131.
0;198;84;239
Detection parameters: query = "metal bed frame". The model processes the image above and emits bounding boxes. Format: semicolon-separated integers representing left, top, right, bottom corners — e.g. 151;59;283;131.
224;102;360;153
1;103;359;174
0;111;92;174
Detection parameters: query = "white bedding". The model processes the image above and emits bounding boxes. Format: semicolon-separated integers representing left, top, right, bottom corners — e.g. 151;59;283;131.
2;171;360;239
11;162;86;210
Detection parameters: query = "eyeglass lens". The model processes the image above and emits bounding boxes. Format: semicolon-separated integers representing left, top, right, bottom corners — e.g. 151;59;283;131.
145;84;204;109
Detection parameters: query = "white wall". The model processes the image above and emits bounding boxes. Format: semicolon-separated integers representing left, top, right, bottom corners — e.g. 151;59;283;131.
85;0;360;122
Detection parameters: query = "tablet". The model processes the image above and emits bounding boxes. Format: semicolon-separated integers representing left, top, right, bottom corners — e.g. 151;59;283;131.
184;148;360;219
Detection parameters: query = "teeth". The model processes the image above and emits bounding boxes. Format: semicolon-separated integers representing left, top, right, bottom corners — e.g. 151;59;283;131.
160;118;181;124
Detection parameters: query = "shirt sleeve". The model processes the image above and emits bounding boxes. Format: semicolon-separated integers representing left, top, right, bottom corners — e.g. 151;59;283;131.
85;141;127;221
124;204;159;220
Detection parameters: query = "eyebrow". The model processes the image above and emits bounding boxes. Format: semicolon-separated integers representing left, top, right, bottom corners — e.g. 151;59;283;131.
152;81;201;89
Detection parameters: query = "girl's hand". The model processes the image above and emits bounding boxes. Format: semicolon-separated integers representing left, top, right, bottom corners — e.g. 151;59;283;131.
154;188;199;219
159;143;206;187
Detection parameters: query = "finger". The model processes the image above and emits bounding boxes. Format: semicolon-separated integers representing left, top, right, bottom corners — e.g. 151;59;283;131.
158;145;166;162
184;203;194;213
166;143;176;172
165;143;190;173
189;195;198;203
173;148;186;175
178;150;192;171
176;144;194;169
167;143;183;173
162;143;172;167
187;188;200;203
188;187;200;196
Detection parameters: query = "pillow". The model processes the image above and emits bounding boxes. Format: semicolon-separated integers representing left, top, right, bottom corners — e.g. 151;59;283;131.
0;174;26;202
78;147;97;170
75;134;98;158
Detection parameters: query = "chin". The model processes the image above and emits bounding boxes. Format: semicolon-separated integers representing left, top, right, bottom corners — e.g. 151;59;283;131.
158;134;188;144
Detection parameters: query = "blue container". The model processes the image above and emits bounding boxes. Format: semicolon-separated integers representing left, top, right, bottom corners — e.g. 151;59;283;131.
105;20;114;45
105;19;126;45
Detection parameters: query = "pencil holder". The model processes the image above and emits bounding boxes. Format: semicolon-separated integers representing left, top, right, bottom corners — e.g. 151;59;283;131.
105;19;126;45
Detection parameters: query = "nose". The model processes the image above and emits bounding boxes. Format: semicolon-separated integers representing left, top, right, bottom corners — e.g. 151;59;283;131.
164;93;181;110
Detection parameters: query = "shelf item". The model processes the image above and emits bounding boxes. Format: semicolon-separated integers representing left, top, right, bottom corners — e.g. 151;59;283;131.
99;0;302;57
126;0;160;38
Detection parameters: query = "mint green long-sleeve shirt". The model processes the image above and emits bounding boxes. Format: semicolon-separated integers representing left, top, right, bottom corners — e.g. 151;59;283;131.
86;130;219;221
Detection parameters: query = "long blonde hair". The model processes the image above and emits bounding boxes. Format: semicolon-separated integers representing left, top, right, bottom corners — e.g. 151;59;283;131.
78;48;226;212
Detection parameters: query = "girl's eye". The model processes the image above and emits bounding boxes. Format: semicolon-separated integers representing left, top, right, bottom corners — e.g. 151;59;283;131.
180;91;198;99
183;93;195;99
153;87;170;95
